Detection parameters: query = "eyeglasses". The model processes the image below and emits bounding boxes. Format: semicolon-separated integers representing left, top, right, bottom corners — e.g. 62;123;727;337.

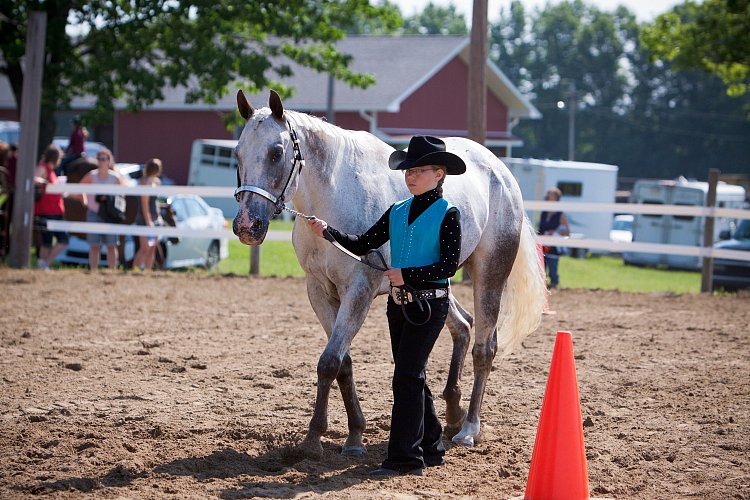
96;156;109;161
403;167;436;177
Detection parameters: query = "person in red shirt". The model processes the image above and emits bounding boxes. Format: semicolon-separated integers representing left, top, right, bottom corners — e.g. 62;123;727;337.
66;116;88;156
34;144;68;269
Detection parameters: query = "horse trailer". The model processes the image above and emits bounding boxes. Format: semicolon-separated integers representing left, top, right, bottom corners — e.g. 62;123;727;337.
502;157;619;249
187;138;296;220
623;178;746;269
187;139;241;218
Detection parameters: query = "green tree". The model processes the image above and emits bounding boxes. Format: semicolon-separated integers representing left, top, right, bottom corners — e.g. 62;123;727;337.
0;0;395;151
402;2;468;35
641;0;750;96
342;0;403;34
490;0;750;179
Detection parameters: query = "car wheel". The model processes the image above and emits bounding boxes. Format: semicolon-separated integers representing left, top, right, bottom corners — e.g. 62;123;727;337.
205;241;220;270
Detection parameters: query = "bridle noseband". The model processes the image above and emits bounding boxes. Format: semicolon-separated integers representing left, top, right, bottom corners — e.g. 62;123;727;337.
234;120;304;216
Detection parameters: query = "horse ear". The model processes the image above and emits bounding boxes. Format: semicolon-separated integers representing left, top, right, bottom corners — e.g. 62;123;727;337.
237;90;254;121
269;89;284;120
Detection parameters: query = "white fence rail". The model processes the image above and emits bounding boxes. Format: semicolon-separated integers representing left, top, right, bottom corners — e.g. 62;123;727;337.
45;184;750;262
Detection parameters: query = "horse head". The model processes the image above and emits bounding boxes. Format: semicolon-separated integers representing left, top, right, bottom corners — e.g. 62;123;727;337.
233;89;301;245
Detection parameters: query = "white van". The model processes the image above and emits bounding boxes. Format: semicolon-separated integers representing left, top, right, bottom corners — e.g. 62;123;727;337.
623;178;746;269
502;157;619;248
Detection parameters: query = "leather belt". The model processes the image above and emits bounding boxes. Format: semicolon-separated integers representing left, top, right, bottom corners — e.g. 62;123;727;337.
390;287;449;305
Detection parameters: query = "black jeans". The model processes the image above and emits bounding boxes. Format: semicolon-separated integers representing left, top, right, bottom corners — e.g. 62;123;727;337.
381;296;449;471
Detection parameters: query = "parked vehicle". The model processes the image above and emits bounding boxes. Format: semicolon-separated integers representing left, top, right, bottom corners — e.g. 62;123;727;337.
609;214;633;244
623;177;746;269
503;157;618;249
712;219;750;290
187;138;239;218
187;138;293;220
55;193;228;269
0;120;19;144
157;194;229;269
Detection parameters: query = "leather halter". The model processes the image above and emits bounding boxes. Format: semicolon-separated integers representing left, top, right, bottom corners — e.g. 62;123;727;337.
234;120;305;215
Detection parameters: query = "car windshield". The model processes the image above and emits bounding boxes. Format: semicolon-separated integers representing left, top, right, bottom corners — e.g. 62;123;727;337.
733;220;750;240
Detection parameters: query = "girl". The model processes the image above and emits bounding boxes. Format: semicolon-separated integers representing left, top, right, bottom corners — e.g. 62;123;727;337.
80;148;126;270
33;144;68;269
133;158;163;271
307;135;465;477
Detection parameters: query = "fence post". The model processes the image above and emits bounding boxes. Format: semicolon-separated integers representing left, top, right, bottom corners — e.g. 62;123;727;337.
700;168;720;293
8;12;46;268
250;246;260;275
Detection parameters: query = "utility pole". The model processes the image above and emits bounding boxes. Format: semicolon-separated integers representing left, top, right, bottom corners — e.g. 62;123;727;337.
567;80;576;161
468;0;488;145
326;73;335;124
9;12;46;268
700;168;720;293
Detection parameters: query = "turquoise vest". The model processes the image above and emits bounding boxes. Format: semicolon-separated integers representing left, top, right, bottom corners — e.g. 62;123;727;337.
389;197;454;284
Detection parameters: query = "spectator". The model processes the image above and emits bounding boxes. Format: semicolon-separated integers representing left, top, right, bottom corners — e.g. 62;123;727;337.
80;148;125;270
0;142;12;257
33;144;68;269
58;116;89;175
538;187;570;289
132;158;163;271
66;115;88;156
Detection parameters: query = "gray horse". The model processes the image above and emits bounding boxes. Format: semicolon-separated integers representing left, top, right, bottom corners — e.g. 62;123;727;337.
233;90;546;457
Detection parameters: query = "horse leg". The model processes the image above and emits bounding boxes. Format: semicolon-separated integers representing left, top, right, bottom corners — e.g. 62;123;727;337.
298;277;368;458
451;286;502;447
442;293;473;438
452;250;515;447
336;349;367;456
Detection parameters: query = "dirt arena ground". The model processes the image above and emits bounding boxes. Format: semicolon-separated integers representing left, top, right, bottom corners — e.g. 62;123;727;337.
0;268;748;499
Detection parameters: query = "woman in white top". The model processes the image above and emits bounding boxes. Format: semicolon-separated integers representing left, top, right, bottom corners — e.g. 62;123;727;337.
80;148;126;270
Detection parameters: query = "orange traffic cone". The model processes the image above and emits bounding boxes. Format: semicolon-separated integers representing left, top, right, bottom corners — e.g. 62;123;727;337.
524;331;589;500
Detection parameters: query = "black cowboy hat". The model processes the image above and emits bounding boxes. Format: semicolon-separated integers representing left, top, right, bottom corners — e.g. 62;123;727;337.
388;135;466;175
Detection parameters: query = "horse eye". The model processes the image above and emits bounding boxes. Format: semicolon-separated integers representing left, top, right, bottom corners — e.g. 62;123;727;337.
270;145;283;163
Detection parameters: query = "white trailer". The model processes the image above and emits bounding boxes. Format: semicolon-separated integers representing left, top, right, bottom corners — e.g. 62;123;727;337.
623;178;746;269
187;139;240;218
502;158;619;248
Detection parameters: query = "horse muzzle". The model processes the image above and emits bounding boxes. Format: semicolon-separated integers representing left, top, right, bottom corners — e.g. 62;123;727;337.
233;215;269;246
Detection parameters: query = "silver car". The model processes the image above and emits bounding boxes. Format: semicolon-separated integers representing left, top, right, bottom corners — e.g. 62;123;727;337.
54;193;228;270
159;194;229;269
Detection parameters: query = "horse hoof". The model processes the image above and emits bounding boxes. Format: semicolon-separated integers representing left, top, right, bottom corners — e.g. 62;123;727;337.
451;434;475;447
341;445;366;457
297;438;324;459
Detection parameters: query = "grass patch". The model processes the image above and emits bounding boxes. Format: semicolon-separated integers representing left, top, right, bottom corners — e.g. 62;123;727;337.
218;220;303;276
558;254;700;294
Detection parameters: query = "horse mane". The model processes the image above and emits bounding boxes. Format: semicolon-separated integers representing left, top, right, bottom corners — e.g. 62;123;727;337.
285;110;358;140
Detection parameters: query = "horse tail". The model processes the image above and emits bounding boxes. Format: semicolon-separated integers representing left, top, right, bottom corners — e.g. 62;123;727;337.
496;215;548;358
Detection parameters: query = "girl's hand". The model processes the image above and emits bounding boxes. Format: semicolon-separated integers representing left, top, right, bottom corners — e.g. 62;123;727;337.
306;217;328;238
384;268;404;287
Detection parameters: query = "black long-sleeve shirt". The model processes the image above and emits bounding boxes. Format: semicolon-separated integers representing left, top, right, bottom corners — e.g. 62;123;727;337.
326;187;461;289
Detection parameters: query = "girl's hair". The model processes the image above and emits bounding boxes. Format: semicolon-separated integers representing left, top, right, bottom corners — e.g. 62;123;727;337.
41;143;63;164
435;166;447;196
144;158;162;177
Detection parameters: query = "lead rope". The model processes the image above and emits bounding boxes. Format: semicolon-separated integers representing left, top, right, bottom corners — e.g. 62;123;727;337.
283;204;430;326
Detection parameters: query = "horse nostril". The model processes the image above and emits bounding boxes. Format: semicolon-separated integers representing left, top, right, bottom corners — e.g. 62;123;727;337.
251;219;261;230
